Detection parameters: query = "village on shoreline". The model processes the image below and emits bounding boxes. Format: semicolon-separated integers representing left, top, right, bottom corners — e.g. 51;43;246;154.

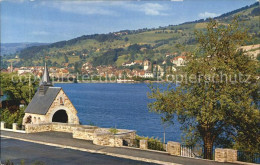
3;53;187;83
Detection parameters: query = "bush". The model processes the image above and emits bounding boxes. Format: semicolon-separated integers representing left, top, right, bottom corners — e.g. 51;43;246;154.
109;128;118;134
0;107;25;129
136;135;165;151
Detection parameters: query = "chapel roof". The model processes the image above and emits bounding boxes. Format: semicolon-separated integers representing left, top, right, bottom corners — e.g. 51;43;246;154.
24;87;61;115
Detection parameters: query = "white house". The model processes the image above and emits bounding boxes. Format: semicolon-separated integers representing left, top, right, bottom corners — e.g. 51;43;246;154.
171;56;186;66
144;72;154;78
122;61;136;67
143;60;150;71
18;67;32;75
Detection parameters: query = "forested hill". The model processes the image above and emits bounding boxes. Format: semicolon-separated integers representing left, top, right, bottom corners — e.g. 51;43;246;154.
8;2;260;68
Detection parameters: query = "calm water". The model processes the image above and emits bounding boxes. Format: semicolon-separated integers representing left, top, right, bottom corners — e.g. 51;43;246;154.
55;83;181;142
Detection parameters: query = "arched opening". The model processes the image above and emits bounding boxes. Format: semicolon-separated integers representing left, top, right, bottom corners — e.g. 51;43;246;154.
52;110;68;123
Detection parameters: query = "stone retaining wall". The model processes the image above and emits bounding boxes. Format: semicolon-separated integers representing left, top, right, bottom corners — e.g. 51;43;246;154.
93;132;113;146
51;123;78;133
215;148;237;163
167;141;181;156
72;128;96;141
25;123;98;134
25;123;52;133
24;123;136;147
92;128;136;147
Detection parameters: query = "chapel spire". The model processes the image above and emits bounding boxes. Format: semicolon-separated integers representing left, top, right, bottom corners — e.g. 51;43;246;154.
40;62;52;86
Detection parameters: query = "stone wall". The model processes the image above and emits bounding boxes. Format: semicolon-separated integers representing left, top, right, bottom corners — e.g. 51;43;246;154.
114;130;136;147
113;138;124;147
25;123;97;134
167;141;181;156
93;132;113;146
25;123;52;133
226;149;237;162
24;123;135;148
72;128;96;141
51;123;79;133
140;140;148;150
215;148;237;163
92;128;136;147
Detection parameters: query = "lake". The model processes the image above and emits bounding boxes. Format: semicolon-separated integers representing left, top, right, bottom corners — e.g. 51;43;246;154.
55;83;181;142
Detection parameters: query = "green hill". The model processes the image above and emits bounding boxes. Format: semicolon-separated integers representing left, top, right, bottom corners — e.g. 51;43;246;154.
5;2;260;70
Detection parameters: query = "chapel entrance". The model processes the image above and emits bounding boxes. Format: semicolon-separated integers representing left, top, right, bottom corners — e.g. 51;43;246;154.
52;110;68;123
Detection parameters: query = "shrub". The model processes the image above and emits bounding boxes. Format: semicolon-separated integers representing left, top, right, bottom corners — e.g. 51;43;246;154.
109;128;118;134
0;107;25;129
136;135;165;151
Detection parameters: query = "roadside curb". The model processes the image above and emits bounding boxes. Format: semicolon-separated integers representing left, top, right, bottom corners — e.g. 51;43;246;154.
1;135;181;165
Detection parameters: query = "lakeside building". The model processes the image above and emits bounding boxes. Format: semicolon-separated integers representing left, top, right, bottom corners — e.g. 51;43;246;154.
143;60;151;71
144;72;154;78
171;56;186;66
23;63;79;125
122;61;136;67
17;67;32;75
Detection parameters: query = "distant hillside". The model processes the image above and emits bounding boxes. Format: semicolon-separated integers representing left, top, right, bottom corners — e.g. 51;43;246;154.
1;42;49;55
5;2;260;69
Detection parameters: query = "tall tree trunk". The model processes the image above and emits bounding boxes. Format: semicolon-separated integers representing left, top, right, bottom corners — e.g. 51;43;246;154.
203;132;214;160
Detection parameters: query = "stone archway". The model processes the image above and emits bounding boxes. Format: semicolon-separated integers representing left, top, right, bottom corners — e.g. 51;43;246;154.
52;110;68;123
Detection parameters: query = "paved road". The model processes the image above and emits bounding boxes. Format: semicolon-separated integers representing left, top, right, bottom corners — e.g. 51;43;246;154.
1;131;236;165
1;137;157;165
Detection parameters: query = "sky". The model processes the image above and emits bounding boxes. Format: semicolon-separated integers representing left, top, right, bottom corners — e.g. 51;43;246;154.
0;0;257;43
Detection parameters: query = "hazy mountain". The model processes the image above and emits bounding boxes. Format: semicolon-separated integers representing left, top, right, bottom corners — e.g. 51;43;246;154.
1;42;49;56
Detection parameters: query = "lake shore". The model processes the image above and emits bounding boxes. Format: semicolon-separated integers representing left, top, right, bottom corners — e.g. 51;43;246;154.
54;80;163;84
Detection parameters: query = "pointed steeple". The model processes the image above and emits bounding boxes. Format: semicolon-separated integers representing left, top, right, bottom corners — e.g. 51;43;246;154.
39;63;52;95
40;63;52;86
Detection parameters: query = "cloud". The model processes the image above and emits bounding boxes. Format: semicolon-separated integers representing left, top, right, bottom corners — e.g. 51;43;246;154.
142;3;169;16
198;12;220;18
41;1;118;16
31;31;49;36
40;1;169;16
126;3;169;16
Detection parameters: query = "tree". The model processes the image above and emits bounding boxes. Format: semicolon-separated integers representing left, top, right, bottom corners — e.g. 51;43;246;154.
1;106;25;128
1;73;39;105
148;19;259;159
0;72;39;128
74;62;82;74
130;52;135;61
46;59;52;66
64;55;69;63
